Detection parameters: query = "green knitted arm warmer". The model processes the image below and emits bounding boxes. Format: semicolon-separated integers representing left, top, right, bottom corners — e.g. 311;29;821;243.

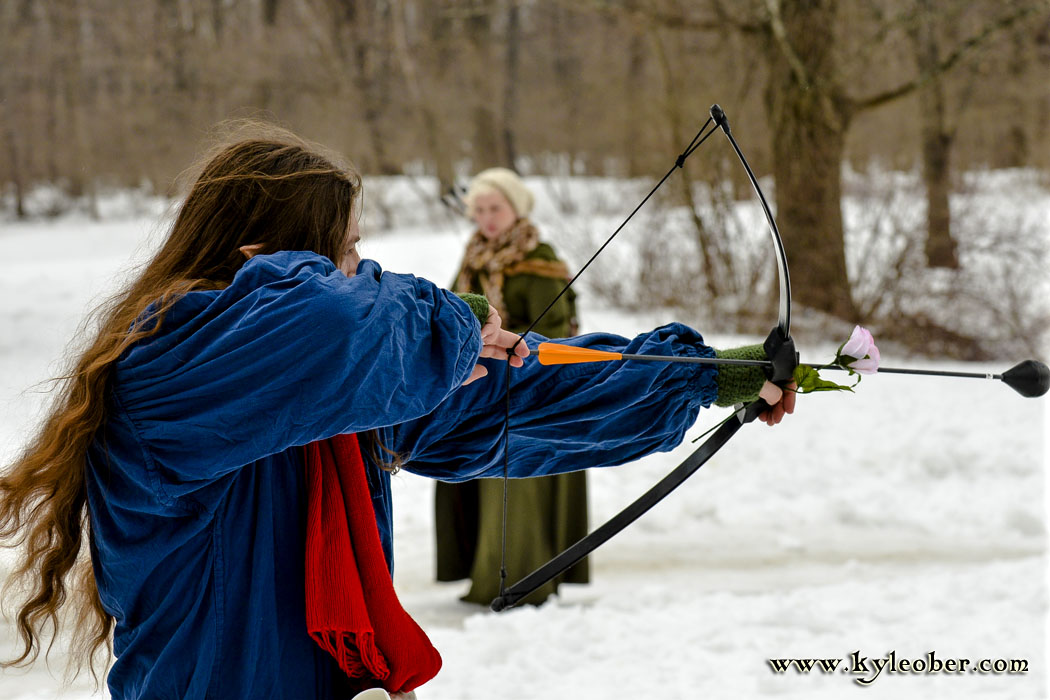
455;293;490;324
714;344;768;407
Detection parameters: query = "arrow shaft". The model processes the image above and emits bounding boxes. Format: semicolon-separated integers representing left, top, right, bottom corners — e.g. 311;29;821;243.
588;353;1007;381
812;364;1002;380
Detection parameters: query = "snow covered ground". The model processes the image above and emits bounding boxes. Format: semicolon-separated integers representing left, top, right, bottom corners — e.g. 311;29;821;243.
0;178;1046;699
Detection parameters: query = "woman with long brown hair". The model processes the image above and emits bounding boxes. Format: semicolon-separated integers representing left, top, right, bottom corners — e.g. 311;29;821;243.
0;123;793;700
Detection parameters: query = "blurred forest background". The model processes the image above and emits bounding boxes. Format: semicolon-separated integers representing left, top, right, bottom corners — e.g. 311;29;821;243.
2;0;1048;356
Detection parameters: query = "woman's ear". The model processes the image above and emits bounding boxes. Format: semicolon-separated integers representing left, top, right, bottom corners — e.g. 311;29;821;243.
238;243;265;259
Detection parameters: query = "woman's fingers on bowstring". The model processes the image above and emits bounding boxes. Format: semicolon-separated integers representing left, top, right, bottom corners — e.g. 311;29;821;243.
478;306;529;367
469;336;525;382
478;333;527;367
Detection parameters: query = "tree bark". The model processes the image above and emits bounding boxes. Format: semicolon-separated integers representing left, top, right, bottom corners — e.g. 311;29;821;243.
54;0;98;216
914;0;959;269
502;1;520;169
625;27;646;177
391;0;455;193
550;3;584;172
649;25;720;300
263;0;280;25
465;0;502;168
920;121;957;268
350;12;399;175
762;0;857;319
0;9;27;218
1;101;25;218
1000;23;1031;168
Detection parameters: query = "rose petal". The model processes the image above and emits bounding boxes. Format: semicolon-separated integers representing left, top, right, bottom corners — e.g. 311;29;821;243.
840;326;873;360
850;344;880;375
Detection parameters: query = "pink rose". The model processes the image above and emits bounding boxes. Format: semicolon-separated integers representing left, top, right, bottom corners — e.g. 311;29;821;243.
838;325;880;375
849;343;880;375
840;326;873;359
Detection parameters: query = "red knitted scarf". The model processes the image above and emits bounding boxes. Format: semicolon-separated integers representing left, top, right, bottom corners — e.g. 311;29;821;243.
302;434;441;694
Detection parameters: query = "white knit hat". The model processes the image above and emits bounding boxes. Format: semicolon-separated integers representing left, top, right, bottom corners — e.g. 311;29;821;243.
466;167;534;218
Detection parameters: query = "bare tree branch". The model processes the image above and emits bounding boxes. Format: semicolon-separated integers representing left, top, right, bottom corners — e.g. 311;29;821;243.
761;0;809;89
852;1;1049;113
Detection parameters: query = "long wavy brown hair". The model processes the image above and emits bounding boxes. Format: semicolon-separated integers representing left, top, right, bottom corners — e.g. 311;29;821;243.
0;121;368;682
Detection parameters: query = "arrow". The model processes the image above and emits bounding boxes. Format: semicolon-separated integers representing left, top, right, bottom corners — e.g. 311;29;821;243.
535;343;769;367
534;343;1050;398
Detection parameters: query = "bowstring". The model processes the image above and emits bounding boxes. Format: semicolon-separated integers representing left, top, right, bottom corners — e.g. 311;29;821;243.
496;115;719;599
512;117;717;346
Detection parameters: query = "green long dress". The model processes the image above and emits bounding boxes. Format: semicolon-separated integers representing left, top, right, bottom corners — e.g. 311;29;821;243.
435;242;589;606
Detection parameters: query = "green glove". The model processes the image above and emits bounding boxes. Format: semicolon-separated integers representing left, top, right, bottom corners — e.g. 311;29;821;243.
714;344;768;407
455;293;490;324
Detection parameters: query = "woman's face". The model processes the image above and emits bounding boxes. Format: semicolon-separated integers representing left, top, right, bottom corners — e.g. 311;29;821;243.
338;215;362;276
471;191;518;240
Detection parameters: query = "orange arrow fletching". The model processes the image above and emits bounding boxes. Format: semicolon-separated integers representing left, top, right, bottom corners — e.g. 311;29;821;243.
536;342;624;365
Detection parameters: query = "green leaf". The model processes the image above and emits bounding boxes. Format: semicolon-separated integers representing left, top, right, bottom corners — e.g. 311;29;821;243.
792;364;857;394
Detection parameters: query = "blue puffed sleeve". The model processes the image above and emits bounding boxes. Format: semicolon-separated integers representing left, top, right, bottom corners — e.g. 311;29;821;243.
389;323;719;482
114;252;481;481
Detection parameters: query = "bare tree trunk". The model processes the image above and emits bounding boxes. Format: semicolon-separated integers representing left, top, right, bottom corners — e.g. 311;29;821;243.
762;0;857;319
295;0;396;174
464;0;502;168
919;118;957;268
550;3;583;172
625;27;646;177
52;0;98;217
350;7;398;175
502;0;520;169
1;102;26;218
0;9;27;218
913;0;959;269
650;25;720;300
391;0;455;193
263;0;280;25
1000;23;1031;168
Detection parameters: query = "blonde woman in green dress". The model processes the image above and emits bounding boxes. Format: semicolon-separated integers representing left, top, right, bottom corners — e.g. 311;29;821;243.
435;167;588;605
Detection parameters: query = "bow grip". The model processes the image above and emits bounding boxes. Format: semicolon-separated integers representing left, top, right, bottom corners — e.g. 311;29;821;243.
763;326;798;384
738;326;798;424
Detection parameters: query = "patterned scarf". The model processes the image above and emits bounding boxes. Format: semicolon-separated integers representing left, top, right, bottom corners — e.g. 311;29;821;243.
453;218;569;321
